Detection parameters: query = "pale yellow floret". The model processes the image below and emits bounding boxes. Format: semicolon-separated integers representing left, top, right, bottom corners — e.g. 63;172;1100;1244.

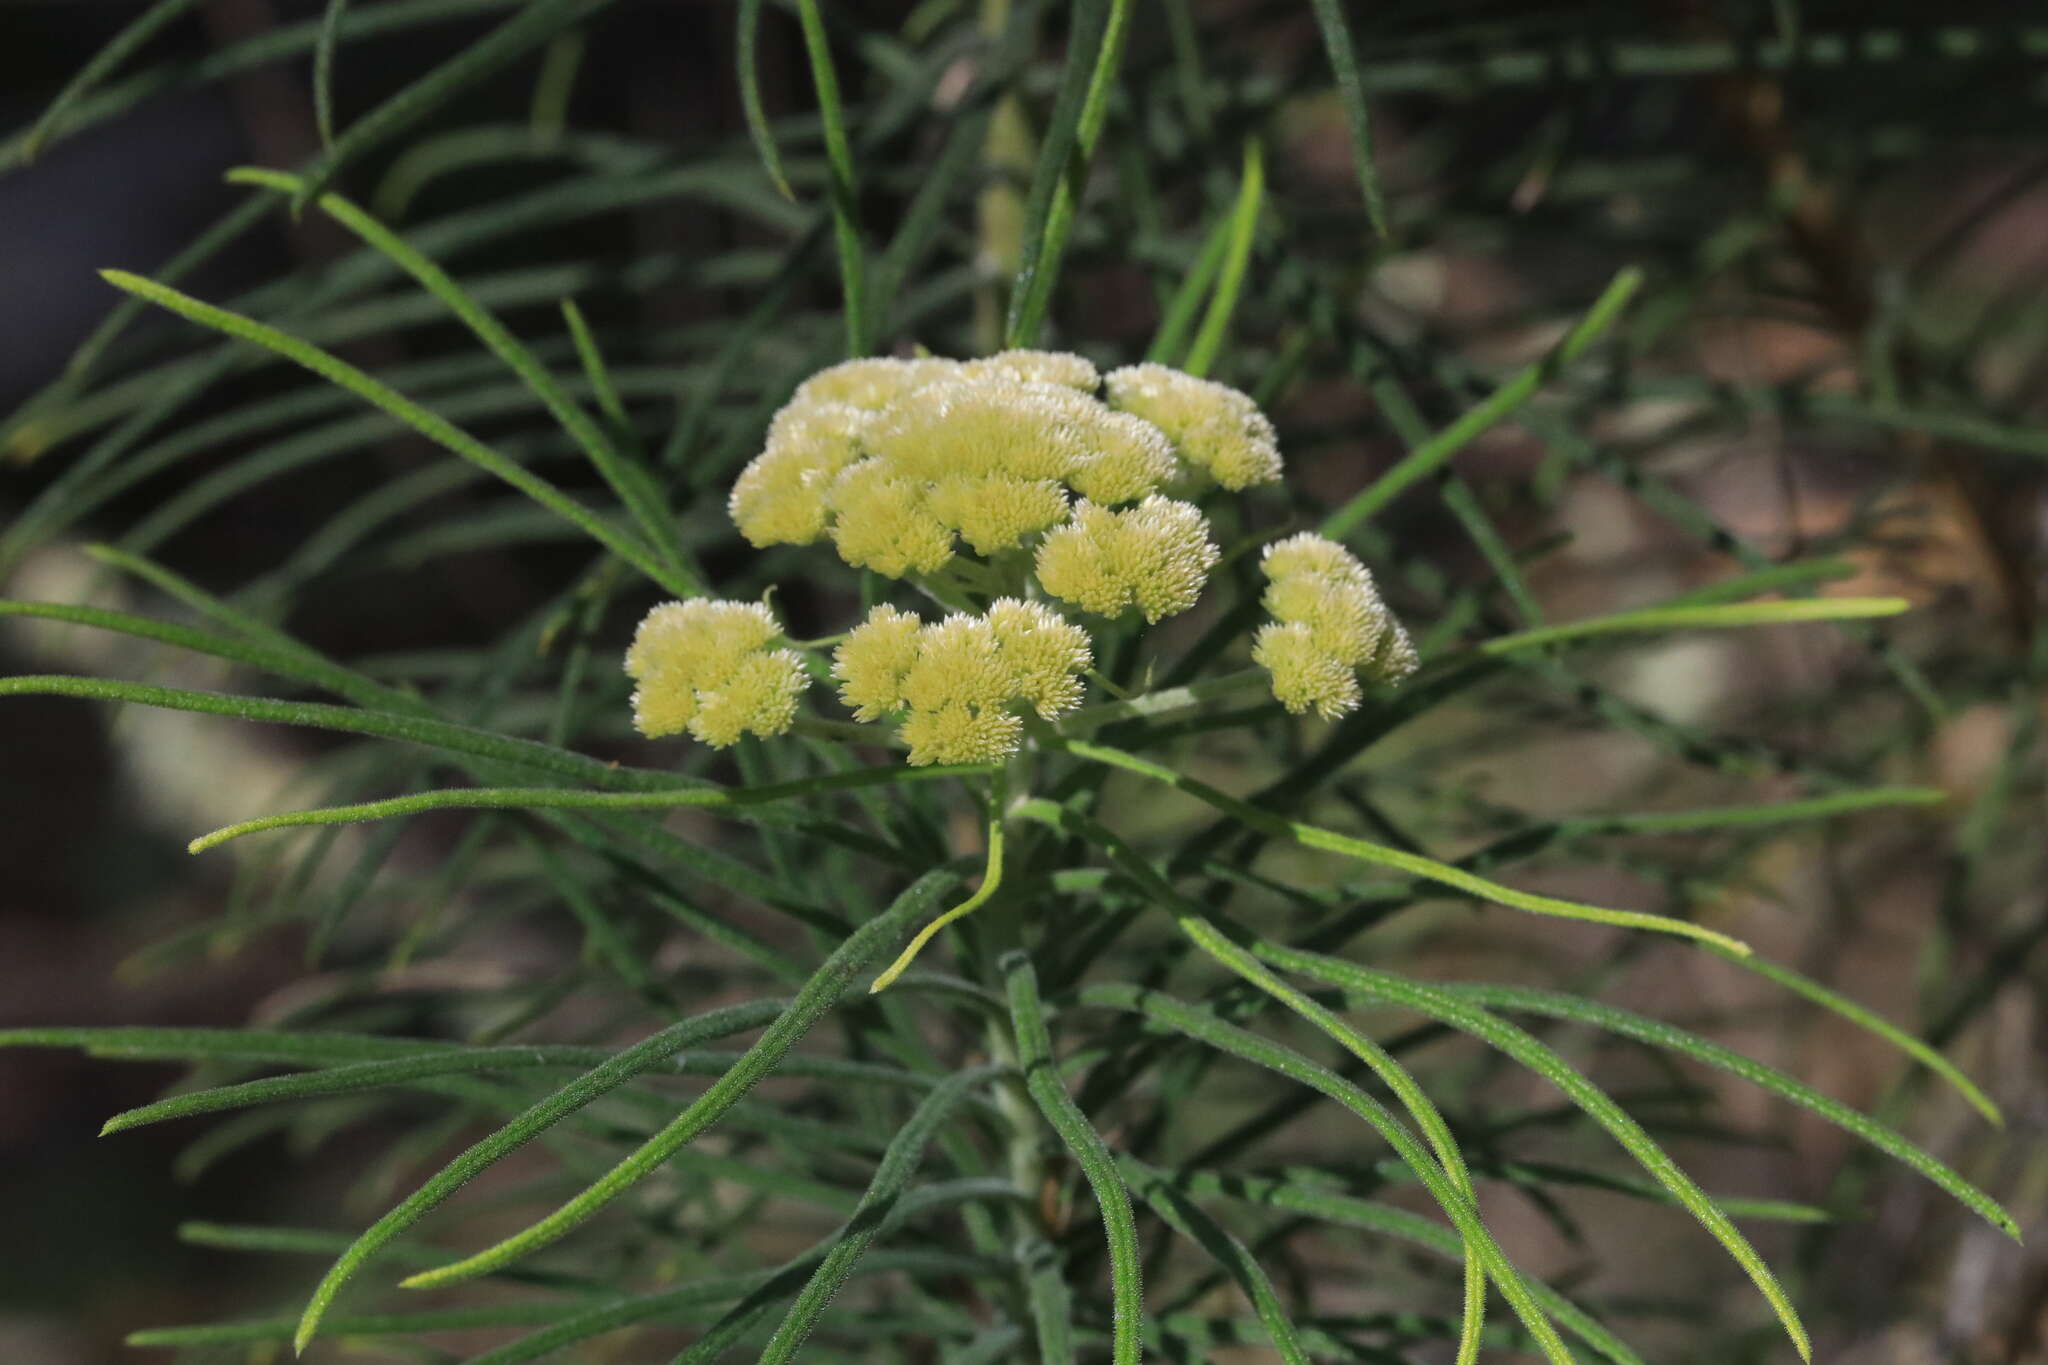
1251;533;1417;716
1103;362;1283;489
1066;410;1179;505
826;461;957;577
688;650;806;747
792;356;961;410
1263;570;1384;663
986;597;1092;717
862;378;1090;483
928;474;1069;555
1260;531;1363;582
833;604;923;721
625;599;805;745
1034;495;1219;622
832;601;1092;764
1253;621;1362;719
729;399;868;547
961;348;1100;390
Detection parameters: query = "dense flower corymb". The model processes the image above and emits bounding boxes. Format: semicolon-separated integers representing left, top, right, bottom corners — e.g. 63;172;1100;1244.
625;599;807;746
833;598;1091;764
727;352;1252;580
1103;363;1283;490
1034;495;1220;622
1252;533;1416;719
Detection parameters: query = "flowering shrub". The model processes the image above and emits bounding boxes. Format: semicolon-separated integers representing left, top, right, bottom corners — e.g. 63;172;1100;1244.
1;7;2027;1364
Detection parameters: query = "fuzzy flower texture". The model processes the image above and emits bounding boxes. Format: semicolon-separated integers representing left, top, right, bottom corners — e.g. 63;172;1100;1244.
1252;534;1418;720
626;354;1417;761
834;599;1091;765
625;599;805;747
728;351;1266;616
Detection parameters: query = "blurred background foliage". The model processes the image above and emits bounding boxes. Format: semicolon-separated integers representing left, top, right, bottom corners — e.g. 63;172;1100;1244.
1;1;2044;1362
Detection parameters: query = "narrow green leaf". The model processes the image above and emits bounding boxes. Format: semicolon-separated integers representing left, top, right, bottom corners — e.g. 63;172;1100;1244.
1077;984;1578;1364
389;870;955;1298
294;0;609;206
757;1065;1003;1362
1005;0;1135;346
1703;943;2000;1125
1059;738;1750;954
737;0;796;200
313;0;349;148
1481;598;1912;656
132;1302;583;1347
1257;947;1813;1360
1441;979;2019;1239
1181;139;1264;379
225;168;694;590
1322;267;1642;540
1305;0;1389;238
1003;952;1143;1365
20;0;199;163
289;997;791;1350
96;269;689;597
1119;1157;1311;1365
793;0;867;354
1142;1164;1645;1365
1144;211;1233;365
186;763;994;855
1023;798;1488;1365
0;675;687;795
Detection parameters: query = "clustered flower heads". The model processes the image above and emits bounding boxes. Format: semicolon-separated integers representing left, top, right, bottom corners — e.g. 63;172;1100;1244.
1034;494;1220;622
624;599;806;747
728;350;1279;583
629;356;1419;766
1252;533;1418;720
833;598;1091;765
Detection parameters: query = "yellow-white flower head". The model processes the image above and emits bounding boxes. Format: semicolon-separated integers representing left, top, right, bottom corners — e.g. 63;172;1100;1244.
1252;533;1416;719
625;599;807;746
728;398;868;548
1103;363;1283;490
831;604;923;722
961;348;1099;390
833;598;1091;764
792;356;962;410
826;460;957;577
730;351;1196;580
1034;495;1220;622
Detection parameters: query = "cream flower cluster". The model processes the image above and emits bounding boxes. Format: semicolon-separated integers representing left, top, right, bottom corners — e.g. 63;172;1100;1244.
833;598;1091;765
1251;534;1418;720
1034;495;1220;622
625;599;807;746
729;351;1279;582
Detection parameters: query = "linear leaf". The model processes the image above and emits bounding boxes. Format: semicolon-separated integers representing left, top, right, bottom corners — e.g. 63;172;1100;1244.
1077;984;1578;1364
1059;738;1749;954
1305;0;1389;238
757;1065;1004;1362
1118;1156;1311;1365
286;998;789;1351
1181;139;1264;379
388;869;956;1299
187;763;996;854
227;167;693;589
1321;267;1641;541
1255;946;1813;1360
96;269;689;597
1438;979;2018;1238
1005;0;1135;346
1003;952;1143;1365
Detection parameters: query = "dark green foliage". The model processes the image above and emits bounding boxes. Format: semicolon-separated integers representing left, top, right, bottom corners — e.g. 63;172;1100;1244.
4;3;2042;1363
